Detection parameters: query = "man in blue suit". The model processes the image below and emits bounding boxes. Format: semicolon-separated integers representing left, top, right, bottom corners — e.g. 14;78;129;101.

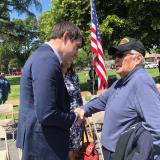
16;21;83;160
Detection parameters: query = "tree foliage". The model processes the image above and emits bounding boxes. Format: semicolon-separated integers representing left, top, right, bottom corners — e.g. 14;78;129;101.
38;0;90;42
38;0;160;54
0;43;13;72
1;0;159;70
0;0;42;38
9;17;40;65
0;17;41;72
74;49;91;67
0;1;42;72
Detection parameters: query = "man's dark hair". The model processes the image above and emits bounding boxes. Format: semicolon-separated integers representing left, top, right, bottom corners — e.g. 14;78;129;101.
49;21;82;41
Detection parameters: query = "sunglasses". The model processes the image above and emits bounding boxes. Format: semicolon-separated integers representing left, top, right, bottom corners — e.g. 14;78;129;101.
112;51;139;59
112;53;126;59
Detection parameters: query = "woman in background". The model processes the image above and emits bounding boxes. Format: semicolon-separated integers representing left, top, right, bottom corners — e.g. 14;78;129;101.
61;62;83;160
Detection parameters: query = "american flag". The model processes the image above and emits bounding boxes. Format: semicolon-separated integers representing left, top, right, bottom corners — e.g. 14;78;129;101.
91;0;108;89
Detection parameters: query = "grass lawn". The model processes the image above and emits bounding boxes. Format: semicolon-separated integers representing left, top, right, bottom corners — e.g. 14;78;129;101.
7;76;21;100
6;68;160;100
0;105;19;122
0;68;159;121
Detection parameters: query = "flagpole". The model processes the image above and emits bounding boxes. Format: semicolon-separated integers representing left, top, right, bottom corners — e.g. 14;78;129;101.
92;64;95;95
91;0;95;95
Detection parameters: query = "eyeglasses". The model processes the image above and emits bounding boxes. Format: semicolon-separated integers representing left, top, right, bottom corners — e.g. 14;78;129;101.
112;52;140;59
112;53;126;59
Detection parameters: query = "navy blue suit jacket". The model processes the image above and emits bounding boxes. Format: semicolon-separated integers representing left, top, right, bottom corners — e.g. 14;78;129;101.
16;44;76;160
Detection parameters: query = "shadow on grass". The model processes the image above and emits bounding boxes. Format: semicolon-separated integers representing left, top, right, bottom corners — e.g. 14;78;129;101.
80;81;98;94
7;76;21;86
153;76;160;83
80;82;90;91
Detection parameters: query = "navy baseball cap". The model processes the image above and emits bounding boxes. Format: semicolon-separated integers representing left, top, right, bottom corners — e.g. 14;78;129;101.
108;37;146;57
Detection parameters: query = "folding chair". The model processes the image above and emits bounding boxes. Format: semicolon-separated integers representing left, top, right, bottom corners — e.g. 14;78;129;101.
0;104;16;140
92;111;105;135
87;111;105;160
81;91;92;103
0;126;10;160
96;89;107;96
5;99;20;106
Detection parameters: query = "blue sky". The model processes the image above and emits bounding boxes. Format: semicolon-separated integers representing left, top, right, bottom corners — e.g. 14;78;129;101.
10;0;51;19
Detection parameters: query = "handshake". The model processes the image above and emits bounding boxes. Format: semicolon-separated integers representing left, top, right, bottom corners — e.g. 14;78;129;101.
74;107;85;125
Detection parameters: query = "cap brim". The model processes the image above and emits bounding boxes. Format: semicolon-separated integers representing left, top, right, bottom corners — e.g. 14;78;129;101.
108;45;131;55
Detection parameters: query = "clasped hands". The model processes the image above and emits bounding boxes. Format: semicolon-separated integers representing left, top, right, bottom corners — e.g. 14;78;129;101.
74;107;85;125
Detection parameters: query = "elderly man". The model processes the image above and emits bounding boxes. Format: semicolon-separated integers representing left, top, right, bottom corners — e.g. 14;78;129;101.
75;37;160;160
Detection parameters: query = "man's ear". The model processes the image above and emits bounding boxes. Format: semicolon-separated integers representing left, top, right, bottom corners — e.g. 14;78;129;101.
62;31;70;43
136;55;143;65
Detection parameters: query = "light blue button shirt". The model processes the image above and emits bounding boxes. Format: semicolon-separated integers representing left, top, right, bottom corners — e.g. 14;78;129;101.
45;42;62;64
81;66;160;155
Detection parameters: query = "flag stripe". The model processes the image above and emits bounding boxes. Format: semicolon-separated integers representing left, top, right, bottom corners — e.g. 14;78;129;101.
95;65;108;87
91;0;108;90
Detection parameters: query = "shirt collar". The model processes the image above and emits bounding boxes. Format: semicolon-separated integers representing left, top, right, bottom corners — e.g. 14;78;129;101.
45;42;62;64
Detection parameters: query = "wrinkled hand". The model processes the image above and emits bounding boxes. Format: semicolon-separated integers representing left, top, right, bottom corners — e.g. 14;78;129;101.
74;107;85;125
74;107;85;119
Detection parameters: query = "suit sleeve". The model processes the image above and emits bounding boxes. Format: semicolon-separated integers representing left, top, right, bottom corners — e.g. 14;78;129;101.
32;56;76;130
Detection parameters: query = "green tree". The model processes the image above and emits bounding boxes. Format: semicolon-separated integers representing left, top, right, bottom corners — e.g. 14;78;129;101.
0;17;40;72
0;0;42;38
38;0;90;42
0;43;13;72
0;0;42;72
98;0;160;52
9;17;40;65
8;58;21;69
38;0;160;54
74;49;91;67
